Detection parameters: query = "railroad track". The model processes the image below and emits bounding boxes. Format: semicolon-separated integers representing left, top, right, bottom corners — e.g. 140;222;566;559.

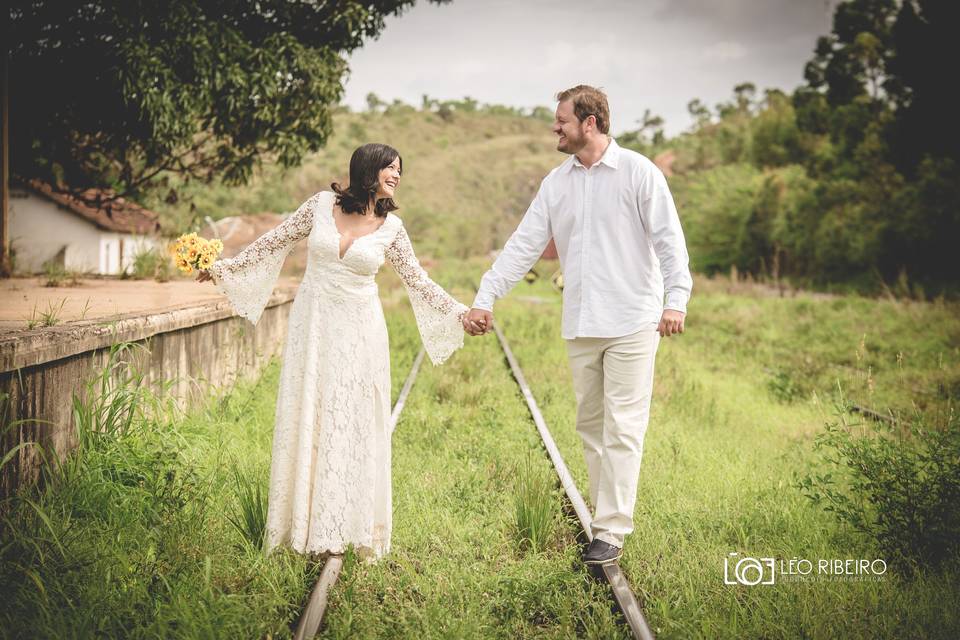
292;349;426;640
492;323;656;640
292;320;656;639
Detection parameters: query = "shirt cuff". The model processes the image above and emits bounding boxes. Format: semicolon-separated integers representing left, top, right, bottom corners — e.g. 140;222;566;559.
664;291;688;313
471;292;495;312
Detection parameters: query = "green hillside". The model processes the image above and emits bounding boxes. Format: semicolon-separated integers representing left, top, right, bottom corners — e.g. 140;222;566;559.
149;107;563;261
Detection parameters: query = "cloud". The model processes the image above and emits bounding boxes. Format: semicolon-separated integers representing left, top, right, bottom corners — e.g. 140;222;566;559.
702;41;748;61
542;37;625;75
342;0;829;136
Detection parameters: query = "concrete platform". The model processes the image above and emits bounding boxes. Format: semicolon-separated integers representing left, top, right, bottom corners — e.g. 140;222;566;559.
0;273;300;497
0;274;300;333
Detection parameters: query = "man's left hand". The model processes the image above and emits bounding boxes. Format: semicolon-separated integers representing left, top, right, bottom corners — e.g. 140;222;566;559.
657;309;686;337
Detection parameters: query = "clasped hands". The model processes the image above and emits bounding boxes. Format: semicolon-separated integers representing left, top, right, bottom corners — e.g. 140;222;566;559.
462;308;493;336
462;307;687;338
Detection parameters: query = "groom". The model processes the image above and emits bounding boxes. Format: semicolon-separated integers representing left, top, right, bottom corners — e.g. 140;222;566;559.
464;84;693;565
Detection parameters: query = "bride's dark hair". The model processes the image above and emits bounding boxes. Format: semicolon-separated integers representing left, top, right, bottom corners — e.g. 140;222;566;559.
331;143;403;217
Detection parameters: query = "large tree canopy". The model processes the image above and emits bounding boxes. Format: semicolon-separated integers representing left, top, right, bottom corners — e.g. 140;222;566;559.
641;0;959;294
796;0;960;174
8;0;447;199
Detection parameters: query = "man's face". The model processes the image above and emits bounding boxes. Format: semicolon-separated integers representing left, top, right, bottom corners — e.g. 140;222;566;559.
553;99;587;154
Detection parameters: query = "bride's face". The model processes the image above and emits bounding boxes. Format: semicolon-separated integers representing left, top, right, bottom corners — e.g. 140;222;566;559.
375;157;402;200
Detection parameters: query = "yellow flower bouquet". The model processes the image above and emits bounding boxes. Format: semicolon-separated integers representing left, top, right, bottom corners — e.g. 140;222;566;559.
169;232;224;275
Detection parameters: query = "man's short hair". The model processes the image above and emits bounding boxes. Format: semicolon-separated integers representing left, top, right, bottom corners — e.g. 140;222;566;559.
556;85;610;134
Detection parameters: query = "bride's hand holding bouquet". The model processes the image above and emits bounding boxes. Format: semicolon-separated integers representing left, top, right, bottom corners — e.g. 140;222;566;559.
167;232;222;282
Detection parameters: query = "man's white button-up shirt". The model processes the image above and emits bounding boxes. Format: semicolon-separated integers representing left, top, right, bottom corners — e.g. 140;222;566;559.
472;137;693;339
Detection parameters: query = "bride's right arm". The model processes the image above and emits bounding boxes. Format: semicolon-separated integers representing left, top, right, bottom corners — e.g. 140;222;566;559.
207;191;321;325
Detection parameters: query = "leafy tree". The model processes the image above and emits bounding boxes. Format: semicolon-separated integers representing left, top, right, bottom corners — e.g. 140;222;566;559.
750;89;803;167
618;109;666;154
639;109;665;145
887;0;960;173
803;0;898;108
8;0;448;200
733;82;757;113
529;106;554;122
420;94;438;111
687;98;711;128
790;0;959;293
366;92;387;112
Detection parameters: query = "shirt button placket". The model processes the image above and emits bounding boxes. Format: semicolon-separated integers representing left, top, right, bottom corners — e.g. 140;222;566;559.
580;169;592;336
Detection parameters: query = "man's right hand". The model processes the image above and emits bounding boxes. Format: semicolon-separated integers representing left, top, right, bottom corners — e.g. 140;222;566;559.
463;308;493;336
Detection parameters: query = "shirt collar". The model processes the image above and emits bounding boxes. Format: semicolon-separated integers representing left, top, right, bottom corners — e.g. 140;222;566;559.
566;136;620;172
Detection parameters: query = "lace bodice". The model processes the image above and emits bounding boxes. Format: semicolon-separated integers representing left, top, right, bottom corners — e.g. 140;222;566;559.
208;190;468;364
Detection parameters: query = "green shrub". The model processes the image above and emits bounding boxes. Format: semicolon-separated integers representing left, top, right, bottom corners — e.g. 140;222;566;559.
766;368;804;403
794;403;960;575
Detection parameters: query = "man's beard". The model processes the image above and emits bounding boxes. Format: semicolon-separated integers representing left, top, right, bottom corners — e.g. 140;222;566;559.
559;133;585;153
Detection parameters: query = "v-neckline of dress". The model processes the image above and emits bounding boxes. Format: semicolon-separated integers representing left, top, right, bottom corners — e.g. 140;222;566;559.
328;197;390;261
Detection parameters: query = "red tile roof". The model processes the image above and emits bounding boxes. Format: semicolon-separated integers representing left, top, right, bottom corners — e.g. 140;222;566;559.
24;179;162;234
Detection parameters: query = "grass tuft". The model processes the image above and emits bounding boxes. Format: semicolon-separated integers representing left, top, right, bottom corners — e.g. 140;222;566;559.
513;452;557;554
226;460;268;551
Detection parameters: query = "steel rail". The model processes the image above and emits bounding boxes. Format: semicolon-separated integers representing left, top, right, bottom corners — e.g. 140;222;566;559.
492;322;656;640
292;348;426;639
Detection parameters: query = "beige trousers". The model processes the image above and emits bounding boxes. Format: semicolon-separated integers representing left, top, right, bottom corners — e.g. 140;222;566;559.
565;328;661;547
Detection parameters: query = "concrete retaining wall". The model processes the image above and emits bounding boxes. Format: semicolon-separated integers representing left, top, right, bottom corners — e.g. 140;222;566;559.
0;286;297;498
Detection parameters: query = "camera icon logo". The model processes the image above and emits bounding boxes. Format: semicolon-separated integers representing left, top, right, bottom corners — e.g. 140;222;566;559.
723;552;776;585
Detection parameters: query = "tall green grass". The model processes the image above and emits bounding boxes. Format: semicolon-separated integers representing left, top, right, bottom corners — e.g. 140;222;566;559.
7;255;954;637
495;268;960;639
226;460;268;552
513;452;558;554
0;341;316;638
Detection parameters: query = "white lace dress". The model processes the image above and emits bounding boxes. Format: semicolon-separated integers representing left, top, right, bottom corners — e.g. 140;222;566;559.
208;190;468;561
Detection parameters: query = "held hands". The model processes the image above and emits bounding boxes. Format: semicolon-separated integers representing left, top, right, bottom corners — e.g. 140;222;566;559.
463;308;493;336
463;307;683;337
658;309;686;337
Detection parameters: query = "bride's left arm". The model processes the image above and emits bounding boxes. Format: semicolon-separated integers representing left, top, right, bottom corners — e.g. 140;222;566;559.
385;223;469;365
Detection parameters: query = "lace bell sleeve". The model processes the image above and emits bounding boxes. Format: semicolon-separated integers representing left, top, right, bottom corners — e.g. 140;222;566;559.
385;223;469;365
207;192;321;325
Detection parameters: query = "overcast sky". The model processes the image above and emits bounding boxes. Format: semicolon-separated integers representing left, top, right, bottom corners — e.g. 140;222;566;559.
343;0;835;137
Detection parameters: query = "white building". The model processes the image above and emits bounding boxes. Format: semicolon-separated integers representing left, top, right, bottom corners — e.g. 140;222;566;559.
9;179;163;276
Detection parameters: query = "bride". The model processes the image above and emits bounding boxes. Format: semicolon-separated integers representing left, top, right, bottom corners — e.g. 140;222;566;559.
197;143;469;561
